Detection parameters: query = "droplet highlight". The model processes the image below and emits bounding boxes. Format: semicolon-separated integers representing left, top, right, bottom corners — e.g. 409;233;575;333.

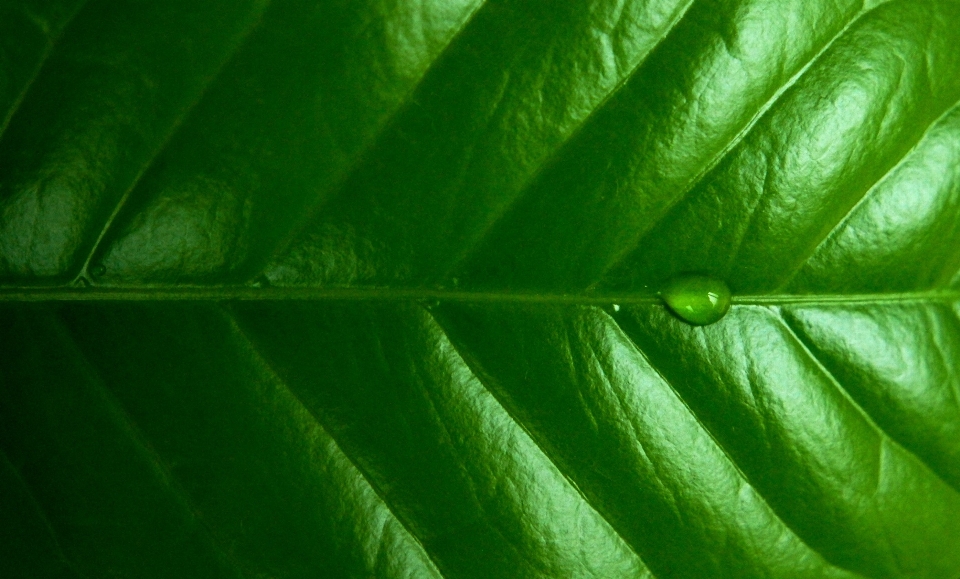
89;264;106;278
659;274;731;326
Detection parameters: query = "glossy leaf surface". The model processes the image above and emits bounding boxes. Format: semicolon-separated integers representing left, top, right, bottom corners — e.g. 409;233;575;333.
1;0;959;578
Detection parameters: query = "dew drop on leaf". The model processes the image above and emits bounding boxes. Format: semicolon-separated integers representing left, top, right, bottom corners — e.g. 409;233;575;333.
659;274;731;326
89;264;106;278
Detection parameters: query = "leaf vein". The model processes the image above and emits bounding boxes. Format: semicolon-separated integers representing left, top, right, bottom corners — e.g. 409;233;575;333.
47;310;253;579
601;1;883;279
776;309;960;496
2;287;960;303
0;0;91;142
430;307;663;579
614;316;871;579
439;0;700;278
74;3;274;282
257;0;492;275
0;447;91;579
776;95;960;291
222;306;448;579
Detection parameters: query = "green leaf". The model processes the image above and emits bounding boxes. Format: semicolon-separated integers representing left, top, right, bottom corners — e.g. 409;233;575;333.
1;0;959;578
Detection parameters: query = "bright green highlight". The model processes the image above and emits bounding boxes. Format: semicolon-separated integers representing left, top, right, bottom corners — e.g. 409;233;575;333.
660;274;732;326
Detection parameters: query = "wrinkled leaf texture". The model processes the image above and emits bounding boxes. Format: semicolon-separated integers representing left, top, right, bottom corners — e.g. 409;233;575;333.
1;0;960;578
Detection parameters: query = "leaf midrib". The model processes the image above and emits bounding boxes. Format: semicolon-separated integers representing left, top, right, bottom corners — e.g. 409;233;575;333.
0;288;957;305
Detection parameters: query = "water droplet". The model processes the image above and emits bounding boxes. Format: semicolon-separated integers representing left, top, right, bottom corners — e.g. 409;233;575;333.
421;299;441;310
612;304;621;312
250;274;271;288
89;264;106;278
659;274;731;326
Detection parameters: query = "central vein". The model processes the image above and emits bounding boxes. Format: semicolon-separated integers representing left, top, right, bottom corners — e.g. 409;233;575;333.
0;287;957;305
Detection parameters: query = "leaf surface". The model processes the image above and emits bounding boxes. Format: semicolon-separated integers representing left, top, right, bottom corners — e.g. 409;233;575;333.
1;1;959;578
